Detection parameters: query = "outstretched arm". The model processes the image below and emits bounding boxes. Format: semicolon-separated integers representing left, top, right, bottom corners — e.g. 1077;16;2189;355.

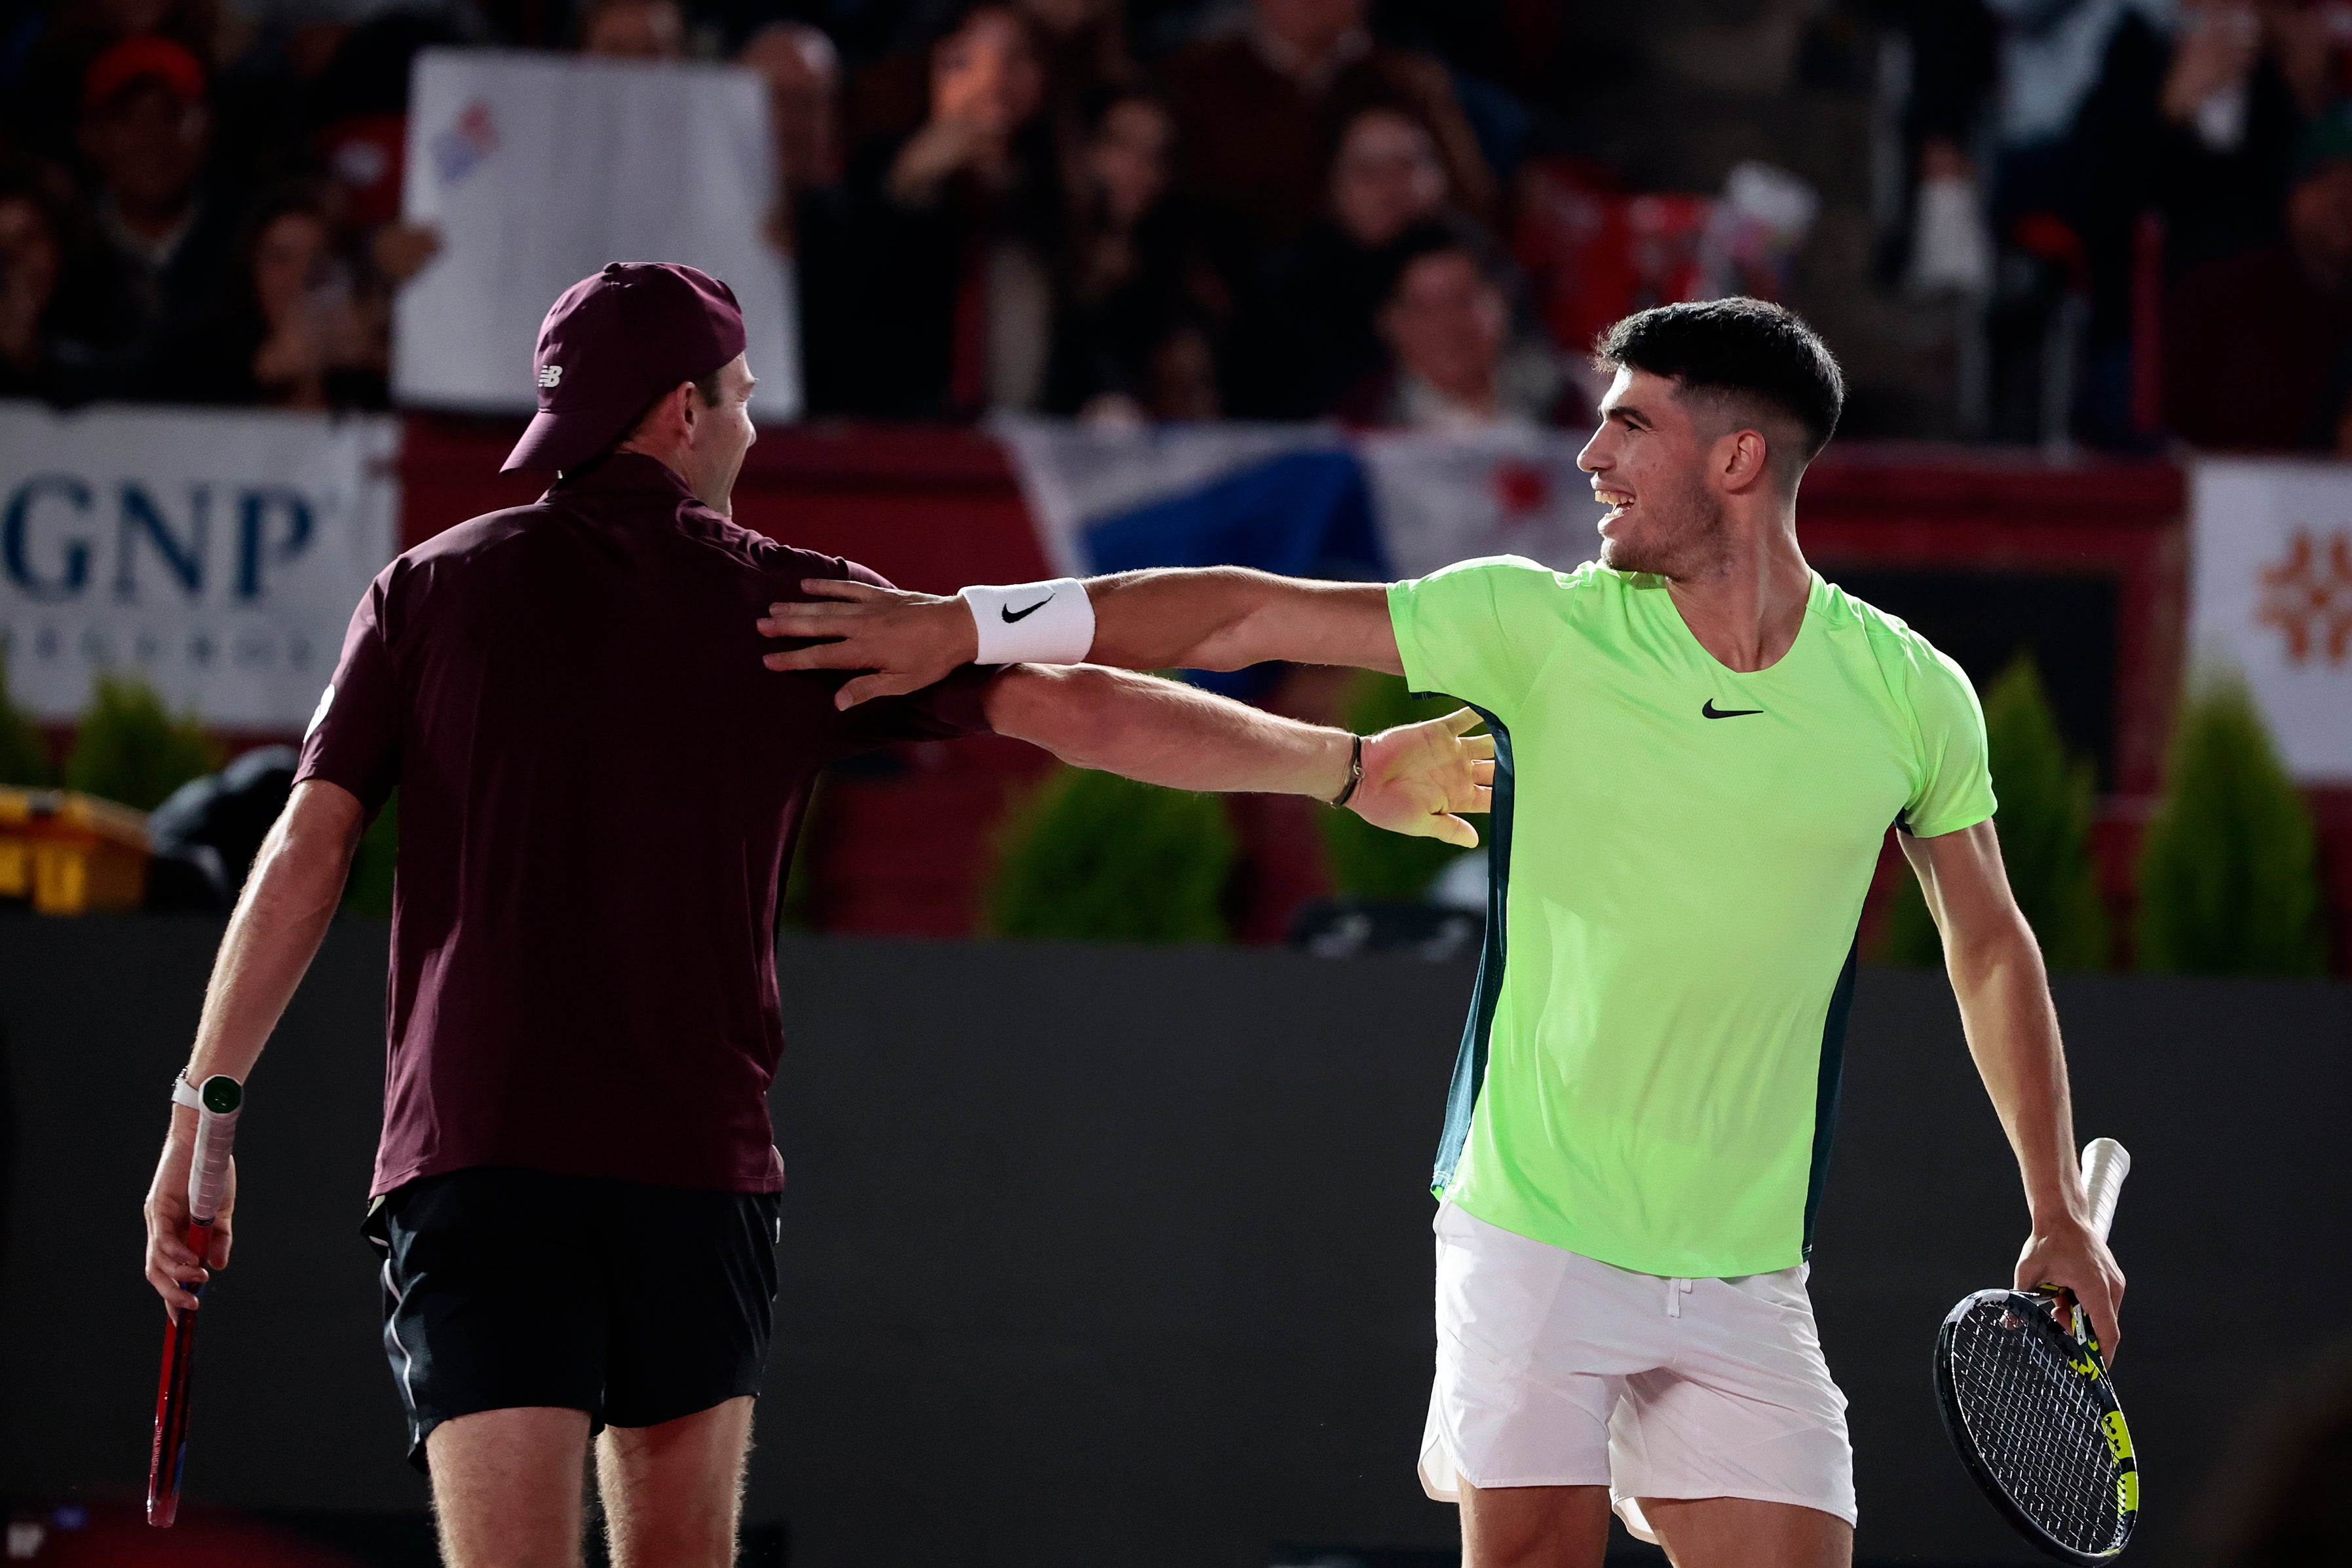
984;663;1490;846
761;570;1401;708
1085;570;1400;673
143;780;365;1312
1903;819;2125;1356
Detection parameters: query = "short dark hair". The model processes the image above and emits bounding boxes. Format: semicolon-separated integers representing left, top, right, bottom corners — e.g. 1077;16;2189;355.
1594;298;1845;463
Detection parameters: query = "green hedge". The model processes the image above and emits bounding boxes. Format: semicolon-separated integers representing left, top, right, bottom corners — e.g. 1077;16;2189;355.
0;652;50;786
63;673;219;811
343;791;399;917
985;765;1234;943
1878;654;2109;969
2135;673;2326;976
1321;670;1472;901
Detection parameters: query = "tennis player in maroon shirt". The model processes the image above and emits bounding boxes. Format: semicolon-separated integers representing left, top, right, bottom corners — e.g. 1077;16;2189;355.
139;262;1491;1568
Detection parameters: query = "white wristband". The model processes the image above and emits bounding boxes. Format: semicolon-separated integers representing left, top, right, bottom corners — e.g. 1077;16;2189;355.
171;1073;204;1111
961;578;1096;665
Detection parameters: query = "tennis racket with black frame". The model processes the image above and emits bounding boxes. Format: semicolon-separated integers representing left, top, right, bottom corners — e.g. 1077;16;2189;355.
1933;1136;2136;1565
147;1073;243;1527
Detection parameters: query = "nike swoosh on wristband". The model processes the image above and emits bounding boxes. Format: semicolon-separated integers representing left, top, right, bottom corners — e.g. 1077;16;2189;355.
1002;596;1052;622
1701;700;1763;719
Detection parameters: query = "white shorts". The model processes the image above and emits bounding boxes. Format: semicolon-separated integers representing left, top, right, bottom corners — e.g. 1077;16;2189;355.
1418;1202;1856;1544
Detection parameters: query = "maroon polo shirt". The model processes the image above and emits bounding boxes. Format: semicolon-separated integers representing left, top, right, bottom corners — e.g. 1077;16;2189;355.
295;453;994;1197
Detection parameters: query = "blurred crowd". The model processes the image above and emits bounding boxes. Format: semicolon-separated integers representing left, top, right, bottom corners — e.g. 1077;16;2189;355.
0;0;1608;432
14;0;2352;453
1895;0;2352;453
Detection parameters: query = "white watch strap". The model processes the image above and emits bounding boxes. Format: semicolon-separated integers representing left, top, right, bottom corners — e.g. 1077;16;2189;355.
962;579;1095;665
171;1074;206;1111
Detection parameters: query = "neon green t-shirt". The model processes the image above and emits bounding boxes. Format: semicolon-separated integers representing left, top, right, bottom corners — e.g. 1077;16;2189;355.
1390;558;1996;1279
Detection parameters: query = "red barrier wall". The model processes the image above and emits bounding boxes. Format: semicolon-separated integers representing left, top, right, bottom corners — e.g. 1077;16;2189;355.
1801;443;2186;797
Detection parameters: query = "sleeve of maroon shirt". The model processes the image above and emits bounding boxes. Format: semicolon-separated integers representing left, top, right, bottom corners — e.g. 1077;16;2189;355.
831;559;1000;744
292;567;402;815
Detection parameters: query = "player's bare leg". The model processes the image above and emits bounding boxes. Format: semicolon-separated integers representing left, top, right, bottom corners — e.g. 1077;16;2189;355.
597;1395;756;1568
427;1406;592;1568
1459;1480;1615;1568
1639;1496;1853;1568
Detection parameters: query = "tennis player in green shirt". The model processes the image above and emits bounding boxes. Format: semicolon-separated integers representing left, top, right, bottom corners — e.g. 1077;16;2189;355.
754;298;2125;1568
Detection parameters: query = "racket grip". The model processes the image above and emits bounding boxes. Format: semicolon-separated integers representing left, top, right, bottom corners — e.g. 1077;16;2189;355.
186;1076;242;1226
2080;1137;2129;1244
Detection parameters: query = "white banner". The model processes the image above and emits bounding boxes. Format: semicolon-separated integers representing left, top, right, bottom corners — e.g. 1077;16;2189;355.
0;403;400;728
395;49;801;422
1357;427;1603;580
2190;457;2352;781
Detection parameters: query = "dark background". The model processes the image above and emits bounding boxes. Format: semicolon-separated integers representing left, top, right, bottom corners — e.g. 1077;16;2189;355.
1;920;2345;1565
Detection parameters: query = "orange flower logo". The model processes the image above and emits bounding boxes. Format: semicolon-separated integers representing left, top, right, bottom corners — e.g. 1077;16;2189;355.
2258;528;2352;665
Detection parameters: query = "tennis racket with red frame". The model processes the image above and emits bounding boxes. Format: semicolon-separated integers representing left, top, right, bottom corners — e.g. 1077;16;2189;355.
147;1073;242;1527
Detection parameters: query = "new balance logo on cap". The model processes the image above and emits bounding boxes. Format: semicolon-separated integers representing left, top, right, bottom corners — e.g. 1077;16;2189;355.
501;261;747;474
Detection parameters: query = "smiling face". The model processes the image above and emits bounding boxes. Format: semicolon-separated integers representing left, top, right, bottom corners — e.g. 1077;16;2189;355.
683;352;759;512
1578;365;1737;580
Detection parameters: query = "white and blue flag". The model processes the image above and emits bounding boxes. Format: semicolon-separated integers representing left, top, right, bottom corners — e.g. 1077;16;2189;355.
994;418;1607;588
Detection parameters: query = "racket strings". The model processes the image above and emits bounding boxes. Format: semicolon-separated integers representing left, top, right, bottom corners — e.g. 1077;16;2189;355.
1946;1298;2126;1555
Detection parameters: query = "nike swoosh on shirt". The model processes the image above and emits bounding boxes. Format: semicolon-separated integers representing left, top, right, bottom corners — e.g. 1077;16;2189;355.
1002;597;1052;622
1701;700;1763;719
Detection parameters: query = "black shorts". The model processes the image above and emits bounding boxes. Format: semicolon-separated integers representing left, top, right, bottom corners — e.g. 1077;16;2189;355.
364;1167;782;1470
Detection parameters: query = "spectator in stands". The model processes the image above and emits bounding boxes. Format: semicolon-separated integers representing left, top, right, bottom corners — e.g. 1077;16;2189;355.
1340;231;1565;432
742;20;854;411
2167;111;2352;451
1044;88;1221;420
0;166;120;401
1901;0;2322;442
9;0;222;162
76;33;239;394
1017;0;1136;183
745;20;844;200
579;0;687;58
837;1;1061;417
149;181;387;407
1025;0;1132;91
1223;103;1494;420
1164;0;1495;280
846;0;1131;157
2134;0;2327;290
311;14;462;293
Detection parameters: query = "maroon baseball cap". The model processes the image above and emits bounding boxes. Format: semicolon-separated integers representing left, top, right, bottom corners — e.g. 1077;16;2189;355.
501;261;747;474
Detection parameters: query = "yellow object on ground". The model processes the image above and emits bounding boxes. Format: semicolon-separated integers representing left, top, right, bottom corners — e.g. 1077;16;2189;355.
0;789;150;914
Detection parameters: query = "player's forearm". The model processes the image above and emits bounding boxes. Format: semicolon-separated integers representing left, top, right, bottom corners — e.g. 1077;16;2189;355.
987;663;1352;798
1086;569;1402;675
1947;922;2083;1224
1080;568;1295;671
181;783;364;1091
